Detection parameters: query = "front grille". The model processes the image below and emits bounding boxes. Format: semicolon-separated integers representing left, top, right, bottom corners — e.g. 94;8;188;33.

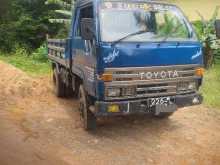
104;65;201;100
137;83;175;94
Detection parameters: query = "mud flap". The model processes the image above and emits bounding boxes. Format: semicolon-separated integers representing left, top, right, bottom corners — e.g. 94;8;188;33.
154;104;177;116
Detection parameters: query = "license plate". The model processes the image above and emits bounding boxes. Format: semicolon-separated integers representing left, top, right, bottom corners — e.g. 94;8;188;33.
149;97;172;108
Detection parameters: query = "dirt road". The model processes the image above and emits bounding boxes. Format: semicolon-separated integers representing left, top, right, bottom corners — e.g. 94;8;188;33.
0;61;220;165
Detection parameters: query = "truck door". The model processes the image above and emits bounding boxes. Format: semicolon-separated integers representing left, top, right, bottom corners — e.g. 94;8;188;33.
72;4;96;97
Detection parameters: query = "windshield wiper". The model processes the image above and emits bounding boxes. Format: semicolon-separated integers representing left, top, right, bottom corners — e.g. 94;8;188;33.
111;30;149;46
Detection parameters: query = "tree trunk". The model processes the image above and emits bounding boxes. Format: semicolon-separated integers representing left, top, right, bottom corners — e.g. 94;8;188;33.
203;41;214;69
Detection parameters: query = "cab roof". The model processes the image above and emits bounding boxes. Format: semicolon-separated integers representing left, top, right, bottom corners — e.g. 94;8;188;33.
75;0;177;8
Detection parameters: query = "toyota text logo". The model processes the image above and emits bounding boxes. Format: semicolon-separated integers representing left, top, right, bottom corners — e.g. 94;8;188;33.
139;70;179;80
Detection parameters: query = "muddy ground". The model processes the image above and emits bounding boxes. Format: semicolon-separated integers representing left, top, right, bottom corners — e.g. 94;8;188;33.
0;61;220;165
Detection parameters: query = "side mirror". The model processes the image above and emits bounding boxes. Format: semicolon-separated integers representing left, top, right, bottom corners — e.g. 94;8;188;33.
215;19;220;39
80;18;94;40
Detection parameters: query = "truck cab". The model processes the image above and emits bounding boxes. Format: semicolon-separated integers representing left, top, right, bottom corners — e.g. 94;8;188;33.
48;0;206;130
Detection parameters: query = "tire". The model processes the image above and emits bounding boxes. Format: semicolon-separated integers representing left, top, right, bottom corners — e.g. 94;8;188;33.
78;85;97;131
154;112;174;119
53;68;65;97
72;77;79;98
64;84;74;98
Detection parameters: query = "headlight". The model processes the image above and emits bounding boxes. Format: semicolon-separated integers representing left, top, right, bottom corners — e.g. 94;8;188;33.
177;82;196;92
106;87;136;97
106;88;121;97
121;87;136;96
188;82;196;90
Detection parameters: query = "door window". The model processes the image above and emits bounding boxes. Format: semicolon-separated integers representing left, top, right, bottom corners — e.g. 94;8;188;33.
75;5;94;37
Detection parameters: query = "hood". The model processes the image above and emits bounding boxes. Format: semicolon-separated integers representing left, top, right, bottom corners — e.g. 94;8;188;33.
98;42;203;71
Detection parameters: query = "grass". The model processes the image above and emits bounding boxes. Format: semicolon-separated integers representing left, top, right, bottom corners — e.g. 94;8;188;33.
201;63;220;109
0;53;50;76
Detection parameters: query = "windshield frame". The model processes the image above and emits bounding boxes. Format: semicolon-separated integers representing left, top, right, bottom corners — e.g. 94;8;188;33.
97;1;198;44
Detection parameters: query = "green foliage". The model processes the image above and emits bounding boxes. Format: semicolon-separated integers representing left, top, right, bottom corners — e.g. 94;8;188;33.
201;63;220;109
193;6;220;68
159;14;174;35
157;13;188;39
32;44;48;63
0;0;61;52
13;46;29;57
46;0;73;23
46;0;72;9
0;47;50;76
0;22;17;52
0;0;11;19
45;0;74;38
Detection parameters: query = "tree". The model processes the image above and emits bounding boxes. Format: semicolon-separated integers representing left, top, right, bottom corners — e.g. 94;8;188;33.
0;0;62;52
195;6;220;68
44;0;75;38
45;0;74;24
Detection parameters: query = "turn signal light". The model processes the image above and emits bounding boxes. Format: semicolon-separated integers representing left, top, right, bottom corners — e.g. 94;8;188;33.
108;105;120;113
195;68;205;76
100;73;113;82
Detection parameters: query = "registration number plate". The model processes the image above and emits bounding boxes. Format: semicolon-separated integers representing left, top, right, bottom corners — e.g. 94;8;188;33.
149;97;172;108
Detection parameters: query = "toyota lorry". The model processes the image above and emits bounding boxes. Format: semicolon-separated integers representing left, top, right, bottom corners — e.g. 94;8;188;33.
47;0;220;130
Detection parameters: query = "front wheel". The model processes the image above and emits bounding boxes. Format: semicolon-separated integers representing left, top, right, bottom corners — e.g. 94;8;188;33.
78;85;97;131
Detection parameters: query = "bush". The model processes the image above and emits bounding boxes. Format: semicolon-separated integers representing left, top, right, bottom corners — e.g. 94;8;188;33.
192;6;220;68
32;44;48;63
13;46;29;57
1;44;49;64
0;46;50;75
0;0;62;53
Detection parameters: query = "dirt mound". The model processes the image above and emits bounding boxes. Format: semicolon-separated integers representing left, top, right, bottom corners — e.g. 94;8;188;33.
0;61;51;102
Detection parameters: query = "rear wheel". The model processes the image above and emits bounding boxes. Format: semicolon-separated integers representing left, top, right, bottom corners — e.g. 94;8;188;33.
53;67;75;98
53;68;65;97
71;77;80;98
78;85;97;131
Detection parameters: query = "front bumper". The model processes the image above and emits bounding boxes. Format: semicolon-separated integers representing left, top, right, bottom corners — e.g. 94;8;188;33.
94;93;203;116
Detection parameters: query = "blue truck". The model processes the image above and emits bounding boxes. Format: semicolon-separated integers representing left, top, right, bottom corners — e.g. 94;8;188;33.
48;0;220;130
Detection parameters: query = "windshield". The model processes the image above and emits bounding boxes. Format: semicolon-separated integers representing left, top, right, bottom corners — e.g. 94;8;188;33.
100;2;196;42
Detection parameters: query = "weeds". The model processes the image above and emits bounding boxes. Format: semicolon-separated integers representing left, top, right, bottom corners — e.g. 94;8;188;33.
0;46;50;76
